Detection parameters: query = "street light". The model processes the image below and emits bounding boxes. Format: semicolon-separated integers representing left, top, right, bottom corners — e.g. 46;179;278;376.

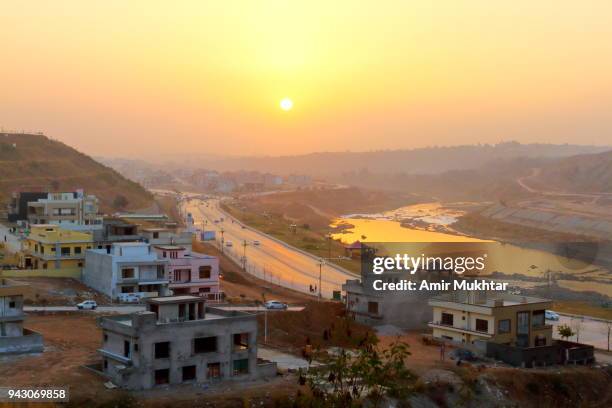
242;239;248;270
219;227;225;253
326;232;332;259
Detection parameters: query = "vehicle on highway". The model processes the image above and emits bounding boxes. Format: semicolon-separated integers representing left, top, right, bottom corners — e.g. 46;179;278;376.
545;310;560;321
77;300;97;310
253;240;260;246
448;348;478;362
225;240;233;247
264;300;288;310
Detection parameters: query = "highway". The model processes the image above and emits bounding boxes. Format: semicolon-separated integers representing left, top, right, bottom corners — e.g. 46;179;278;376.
183;197;358;299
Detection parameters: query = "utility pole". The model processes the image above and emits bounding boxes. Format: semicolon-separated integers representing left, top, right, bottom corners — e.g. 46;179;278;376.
262;292;268;344
327;233;332;259
317;258;325;301
242;239;248;270
219;227;225;253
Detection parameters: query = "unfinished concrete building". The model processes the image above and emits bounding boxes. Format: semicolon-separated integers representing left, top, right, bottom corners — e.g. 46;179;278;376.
0;279;44;354
98;295;276;389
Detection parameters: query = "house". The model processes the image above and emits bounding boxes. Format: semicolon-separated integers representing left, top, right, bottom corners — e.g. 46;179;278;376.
141;228;193;251
0;279;44;354
19;224;93;269
428;292;595;367
152;245;222;302
92;217;142;252
83;242;170;301
7;191;47;223
98;295;277;389
344;241;363;259
26;190;102;231
343;266;452;329
429;292;553;347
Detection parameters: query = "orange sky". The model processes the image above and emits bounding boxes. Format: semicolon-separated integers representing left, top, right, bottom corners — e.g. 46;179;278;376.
1;1;612;158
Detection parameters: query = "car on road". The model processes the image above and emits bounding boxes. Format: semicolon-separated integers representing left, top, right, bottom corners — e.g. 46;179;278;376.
77;300;97;310
225;240;233;247
253;240;260;246
545;310;560;321
264;300;288;310
449;348;478;362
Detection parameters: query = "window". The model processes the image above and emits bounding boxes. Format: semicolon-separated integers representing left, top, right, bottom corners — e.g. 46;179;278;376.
103;359;108;370
194;336;217;354
233;333;249;350
199;266;212;279
152;232;159;239
123;340;130;358
154;341;170;359
475;319;489;333
182;365;196;382
103;334;108;342
155;369;169;385
9;301;16;308
498;319;511;334
74;246;82;254
208;362;221;379
441;313;454;326
535;335;547;347
532;310;545;327
367;301;378;315
233;359;249;376
122;268;135;279
157;265;165;279
61;247;70;256
121;286;135;293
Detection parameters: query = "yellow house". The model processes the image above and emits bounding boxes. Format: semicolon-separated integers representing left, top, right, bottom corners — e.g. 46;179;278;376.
429;292;553;349
19;224;93;270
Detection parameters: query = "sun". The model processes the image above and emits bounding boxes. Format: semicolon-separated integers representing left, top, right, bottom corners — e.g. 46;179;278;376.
280;97;293;111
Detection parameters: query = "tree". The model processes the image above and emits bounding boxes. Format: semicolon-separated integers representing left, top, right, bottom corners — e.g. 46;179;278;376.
305;335;417;407
112;194;129;210
557;324;575;340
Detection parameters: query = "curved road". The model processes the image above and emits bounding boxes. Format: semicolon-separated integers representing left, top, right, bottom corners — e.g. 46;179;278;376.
184;198;358;299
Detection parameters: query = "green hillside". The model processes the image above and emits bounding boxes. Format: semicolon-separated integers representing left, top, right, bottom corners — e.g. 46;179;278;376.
0;133;154;212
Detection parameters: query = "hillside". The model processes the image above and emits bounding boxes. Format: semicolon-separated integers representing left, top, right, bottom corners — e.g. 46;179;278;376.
0;133;154;212
188;141;610;176
530;150;612;193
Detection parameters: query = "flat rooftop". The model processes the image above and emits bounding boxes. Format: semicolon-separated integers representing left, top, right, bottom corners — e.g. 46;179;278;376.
147;295;202;304
430;291;551;307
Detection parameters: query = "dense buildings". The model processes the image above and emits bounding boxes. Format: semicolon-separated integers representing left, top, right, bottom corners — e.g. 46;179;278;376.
0;279;43;354
84;242;170;300
98;295;276;389
153;245;222;301
19;224;93;270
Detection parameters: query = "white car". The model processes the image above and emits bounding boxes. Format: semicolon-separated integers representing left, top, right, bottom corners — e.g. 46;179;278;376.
545;310;560;321
77;300;97;310
253;240;260;246
264;300;288;310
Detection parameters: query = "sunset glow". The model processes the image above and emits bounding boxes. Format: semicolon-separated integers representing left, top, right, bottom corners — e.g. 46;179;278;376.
1;1;612;158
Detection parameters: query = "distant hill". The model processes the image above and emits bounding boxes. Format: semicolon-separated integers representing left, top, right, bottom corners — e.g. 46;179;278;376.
530;150;612;193
0;133;154;212
193;141;610;176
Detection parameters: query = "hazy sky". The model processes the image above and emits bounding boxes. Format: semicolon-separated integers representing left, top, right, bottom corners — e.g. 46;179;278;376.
2;1;612;158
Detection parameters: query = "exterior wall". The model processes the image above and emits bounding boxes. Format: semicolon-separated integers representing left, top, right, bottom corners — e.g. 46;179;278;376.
430;298;553;348
84;244;169;300
0;280;43;354
19;225;92;270
26;192;102;229
84;250;115;297
153;247;220;297
100;308;266;390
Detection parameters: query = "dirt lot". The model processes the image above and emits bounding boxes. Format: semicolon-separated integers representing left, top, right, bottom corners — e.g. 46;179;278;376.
9;277;109;306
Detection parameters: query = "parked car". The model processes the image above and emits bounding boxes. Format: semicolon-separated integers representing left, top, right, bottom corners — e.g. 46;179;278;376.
253;240;260;246
545;310;560;321
225;240;233;247
118;293;141;303
449;348;477;362
77;300;97;310
264;300;288;310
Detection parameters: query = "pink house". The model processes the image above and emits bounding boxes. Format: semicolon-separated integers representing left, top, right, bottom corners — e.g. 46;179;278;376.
153;245;222;302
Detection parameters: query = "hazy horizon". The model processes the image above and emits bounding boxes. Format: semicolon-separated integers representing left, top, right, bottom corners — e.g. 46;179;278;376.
3;1;612;158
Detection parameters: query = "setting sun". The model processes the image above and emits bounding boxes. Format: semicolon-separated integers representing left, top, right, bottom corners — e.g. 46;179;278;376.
280;98;293;111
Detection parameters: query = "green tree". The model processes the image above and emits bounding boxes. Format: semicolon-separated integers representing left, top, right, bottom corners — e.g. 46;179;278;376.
305;335;417;407
557;324;575;340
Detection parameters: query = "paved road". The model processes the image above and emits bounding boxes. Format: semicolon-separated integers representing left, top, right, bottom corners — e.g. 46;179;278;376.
184;197;358;299
24;305;304;313
551;314;611;350
0;223;22;254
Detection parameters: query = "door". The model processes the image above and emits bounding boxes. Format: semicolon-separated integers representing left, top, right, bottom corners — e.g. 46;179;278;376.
516;311;530;348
